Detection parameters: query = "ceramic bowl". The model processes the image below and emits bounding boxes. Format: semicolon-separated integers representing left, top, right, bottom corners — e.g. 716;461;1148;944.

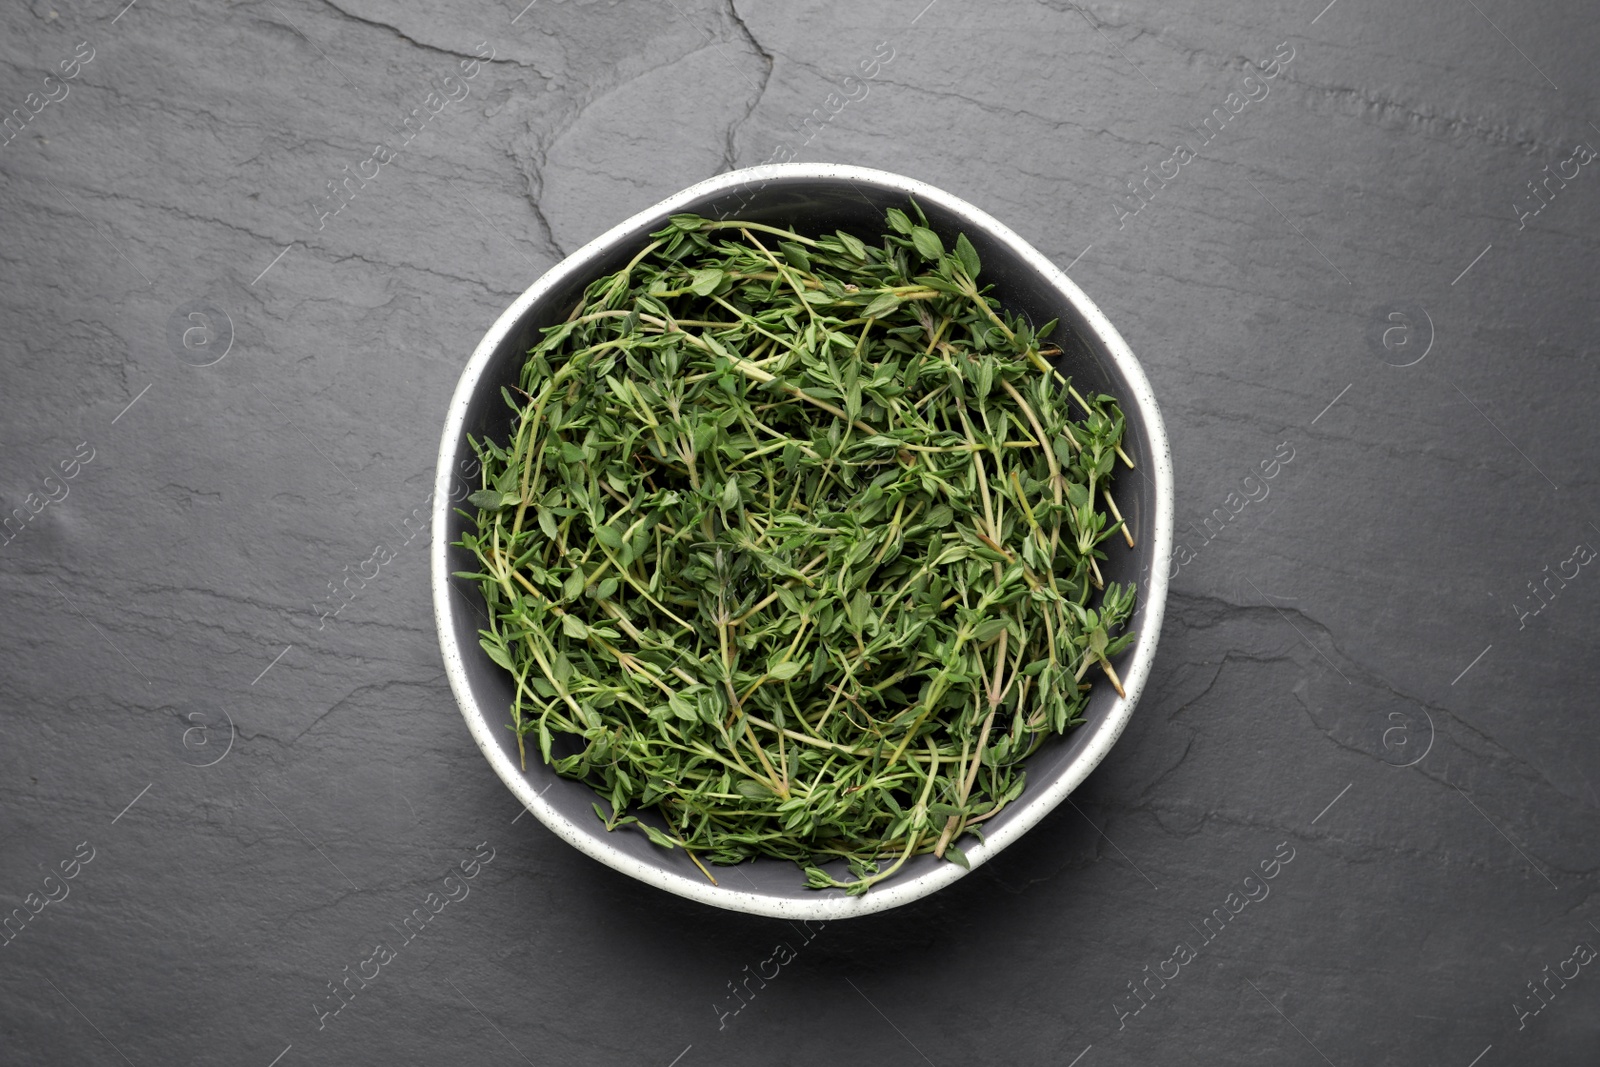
432;163;1173;918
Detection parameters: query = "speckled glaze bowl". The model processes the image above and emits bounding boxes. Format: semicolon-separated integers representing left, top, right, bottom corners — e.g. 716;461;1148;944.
432;163;1173;919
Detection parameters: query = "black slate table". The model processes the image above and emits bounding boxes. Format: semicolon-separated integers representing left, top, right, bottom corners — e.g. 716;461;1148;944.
3;1;1597;1064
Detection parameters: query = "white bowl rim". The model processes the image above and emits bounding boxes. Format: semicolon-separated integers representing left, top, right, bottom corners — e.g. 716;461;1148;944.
432;162;1174;919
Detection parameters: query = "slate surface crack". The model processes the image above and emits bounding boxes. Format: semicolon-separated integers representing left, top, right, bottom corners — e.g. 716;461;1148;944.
316;0;534;67
721;0;774;170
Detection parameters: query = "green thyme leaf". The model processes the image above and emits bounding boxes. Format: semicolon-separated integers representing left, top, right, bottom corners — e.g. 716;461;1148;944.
455;205;1138;895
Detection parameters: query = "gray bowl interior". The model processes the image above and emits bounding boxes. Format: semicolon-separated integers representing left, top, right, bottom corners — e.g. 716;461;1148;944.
437;169;1164;911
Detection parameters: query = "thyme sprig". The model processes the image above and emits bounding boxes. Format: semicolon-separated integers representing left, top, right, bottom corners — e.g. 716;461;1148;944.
457;204;1136;894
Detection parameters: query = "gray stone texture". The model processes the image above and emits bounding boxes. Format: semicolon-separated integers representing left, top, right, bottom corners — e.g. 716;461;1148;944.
1;0;1597;1064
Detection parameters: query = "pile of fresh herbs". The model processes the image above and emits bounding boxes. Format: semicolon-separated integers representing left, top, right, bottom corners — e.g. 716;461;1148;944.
457;204;1137;894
